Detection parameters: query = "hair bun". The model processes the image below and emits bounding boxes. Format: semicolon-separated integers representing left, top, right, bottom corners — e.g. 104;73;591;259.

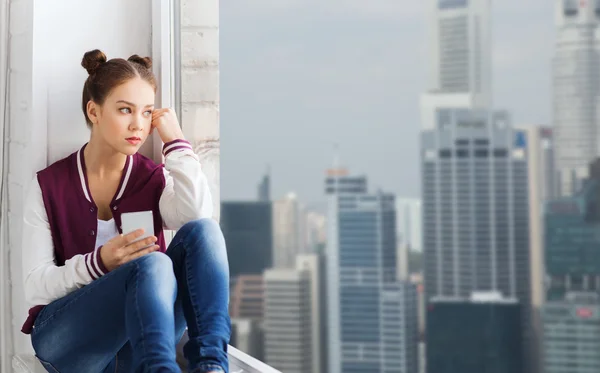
128;55;152;69
81;49;107;75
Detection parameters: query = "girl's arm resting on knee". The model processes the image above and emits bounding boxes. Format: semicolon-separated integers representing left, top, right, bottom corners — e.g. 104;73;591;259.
21;178;106;306
159;139;213;230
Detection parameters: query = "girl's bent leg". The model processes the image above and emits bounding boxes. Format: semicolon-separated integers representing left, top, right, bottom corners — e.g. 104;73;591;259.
32;252;180;373
167;219;231;373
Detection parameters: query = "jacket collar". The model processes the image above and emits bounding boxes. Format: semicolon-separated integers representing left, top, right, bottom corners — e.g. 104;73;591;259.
76;143;134;204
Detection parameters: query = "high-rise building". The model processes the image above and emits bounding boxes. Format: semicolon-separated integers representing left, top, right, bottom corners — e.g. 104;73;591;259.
257;169;271;202
221;201;273;278
229;275;267;363
542;158;600;372
553;0;600;196
295;254;327;373
515;125;555;373
515;125;555;305
325;170;419;373
427;293;523;373
545;158;600;302
410;273;426;341
230;318;265;362
230;274;265;321
543;292;600;372
427;0;492;101
421;0;492;130
263;254;328;373
396;198;422;280
421;108;532;370
396;198;422;252
273;193;306;268
422;109;530;301
264;266;313;373
304;211;327;254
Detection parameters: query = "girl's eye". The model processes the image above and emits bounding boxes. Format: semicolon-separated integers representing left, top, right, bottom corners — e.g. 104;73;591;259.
143;110;152;117
119;108;132;114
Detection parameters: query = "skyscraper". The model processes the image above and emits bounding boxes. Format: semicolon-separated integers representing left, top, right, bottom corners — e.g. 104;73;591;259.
264;266;313;373
515;125;555;373
543;292;600;373
422;109;529;301
221;202;273;278
427;293;523;373
421;108;532;371
304;211;327;254
230;318;265;363
325;170;418;373
264;254;326;373
545;158;600;302
230;275;265;321
421;0;492;129
273;193;306;268
396;198;422;252
542;159;600;372
257;168;271;202
396;198;422;280
553;0;600;195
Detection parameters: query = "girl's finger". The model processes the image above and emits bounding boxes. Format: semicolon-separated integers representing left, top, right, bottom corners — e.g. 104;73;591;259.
151;109;167;117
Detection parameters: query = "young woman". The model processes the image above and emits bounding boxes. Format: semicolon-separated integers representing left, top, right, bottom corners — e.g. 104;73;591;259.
20;49;230;373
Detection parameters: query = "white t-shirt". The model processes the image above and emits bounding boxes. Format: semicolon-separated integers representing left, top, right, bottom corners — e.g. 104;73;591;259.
95;219;120;250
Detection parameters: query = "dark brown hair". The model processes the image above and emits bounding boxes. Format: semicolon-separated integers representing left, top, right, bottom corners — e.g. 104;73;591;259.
81;49;157;127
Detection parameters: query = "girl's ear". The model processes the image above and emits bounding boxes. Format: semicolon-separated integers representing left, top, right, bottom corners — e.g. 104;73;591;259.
87;101;100;125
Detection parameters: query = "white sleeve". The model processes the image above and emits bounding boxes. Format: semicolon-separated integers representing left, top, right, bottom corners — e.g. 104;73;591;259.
22;177;106;306
159;139;213;230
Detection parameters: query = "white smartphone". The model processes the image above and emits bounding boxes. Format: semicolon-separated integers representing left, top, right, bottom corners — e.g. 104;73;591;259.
121;211;155;243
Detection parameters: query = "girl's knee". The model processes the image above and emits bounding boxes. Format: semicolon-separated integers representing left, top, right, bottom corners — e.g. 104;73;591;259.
133;252;175;281
180;218;221;238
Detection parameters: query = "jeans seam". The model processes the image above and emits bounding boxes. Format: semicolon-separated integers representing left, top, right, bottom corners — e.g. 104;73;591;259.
183;240;201;333
133;261;148;361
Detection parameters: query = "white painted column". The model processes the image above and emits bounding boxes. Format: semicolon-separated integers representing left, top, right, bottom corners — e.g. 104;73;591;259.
180;0;220;221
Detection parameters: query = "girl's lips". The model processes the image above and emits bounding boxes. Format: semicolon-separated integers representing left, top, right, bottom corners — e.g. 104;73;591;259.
126;137;141;145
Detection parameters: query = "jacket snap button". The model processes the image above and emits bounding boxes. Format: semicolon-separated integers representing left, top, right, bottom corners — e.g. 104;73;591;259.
89;230;95;236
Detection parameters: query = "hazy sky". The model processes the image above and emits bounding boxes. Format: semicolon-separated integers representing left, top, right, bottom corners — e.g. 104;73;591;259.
220;0;554;206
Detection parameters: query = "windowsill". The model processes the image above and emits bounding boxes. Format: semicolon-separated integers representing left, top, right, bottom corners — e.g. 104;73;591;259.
12;346;281;373
228;345;281;373
12;355;44;373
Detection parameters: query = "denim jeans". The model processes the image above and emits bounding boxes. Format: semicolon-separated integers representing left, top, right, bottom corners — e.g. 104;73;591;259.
31;219;231;373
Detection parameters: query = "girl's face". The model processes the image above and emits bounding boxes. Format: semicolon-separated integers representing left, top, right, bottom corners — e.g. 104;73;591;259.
87;77;155;156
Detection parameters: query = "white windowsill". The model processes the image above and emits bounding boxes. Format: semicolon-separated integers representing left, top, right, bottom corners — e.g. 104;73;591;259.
12;345;281;373
228;345;282;373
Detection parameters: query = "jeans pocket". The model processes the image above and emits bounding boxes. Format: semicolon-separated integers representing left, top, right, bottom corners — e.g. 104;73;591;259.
36;356;60;373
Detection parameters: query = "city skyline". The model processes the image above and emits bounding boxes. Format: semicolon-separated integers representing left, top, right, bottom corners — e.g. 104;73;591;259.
221;0;554;204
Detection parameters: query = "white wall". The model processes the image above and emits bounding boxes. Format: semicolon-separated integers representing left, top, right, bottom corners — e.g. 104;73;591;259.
37;1;153;164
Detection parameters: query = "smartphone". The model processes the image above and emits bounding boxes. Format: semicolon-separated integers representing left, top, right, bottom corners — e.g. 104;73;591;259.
121;211;155;244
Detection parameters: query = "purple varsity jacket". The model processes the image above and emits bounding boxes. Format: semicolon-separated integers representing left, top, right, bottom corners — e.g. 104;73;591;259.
21;139;208;334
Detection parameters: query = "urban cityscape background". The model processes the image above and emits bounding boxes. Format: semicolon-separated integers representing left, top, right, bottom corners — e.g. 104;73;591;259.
220;1;599;372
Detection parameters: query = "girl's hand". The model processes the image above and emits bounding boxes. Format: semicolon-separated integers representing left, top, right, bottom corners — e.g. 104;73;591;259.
151;108;185;144
99;229;160;272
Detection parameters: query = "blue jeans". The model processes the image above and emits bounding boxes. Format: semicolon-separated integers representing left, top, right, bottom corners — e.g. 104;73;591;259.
31;219;231;373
